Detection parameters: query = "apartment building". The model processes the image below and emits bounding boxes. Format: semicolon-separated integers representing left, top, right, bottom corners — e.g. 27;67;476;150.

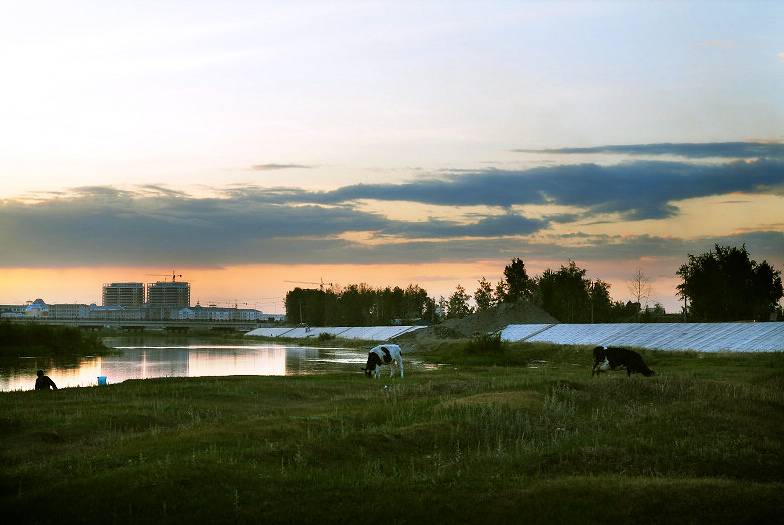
147;281;191;310
103;282;146;308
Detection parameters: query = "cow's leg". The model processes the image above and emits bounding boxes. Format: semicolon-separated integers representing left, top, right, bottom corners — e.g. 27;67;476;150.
399;360;404;378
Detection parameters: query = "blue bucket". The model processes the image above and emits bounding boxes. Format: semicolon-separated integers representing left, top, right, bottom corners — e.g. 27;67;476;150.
97;376;107;386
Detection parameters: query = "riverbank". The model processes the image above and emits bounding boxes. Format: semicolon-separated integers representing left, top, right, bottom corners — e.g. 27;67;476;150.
1;343;782;523
0;321;110;357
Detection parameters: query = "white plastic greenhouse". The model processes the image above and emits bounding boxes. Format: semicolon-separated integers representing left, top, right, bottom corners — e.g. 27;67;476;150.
499;322;784;352
247;322;782;352
246;325;425;341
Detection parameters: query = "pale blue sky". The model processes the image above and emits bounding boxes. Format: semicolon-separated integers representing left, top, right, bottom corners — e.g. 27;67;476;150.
1;1;782;312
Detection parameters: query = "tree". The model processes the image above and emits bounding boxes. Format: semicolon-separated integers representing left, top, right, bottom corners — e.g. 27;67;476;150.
446;285;473;319
285;282;437;326
437;296;448;321
498;257;534;303
589;279;613;323
537;260;591;322
627;268;653;311
285;287;328;325
677;244;783;321
609;300;643;321
474;277;496;312
403;284;431;320
422;296;438;323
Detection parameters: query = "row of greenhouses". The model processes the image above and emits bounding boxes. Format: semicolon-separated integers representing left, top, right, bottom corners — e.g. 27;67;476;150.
499;322;784;352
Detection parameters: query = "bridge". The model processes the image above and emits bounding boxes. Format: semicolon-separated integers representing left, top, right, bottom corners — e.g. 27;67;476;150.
10;318;262;333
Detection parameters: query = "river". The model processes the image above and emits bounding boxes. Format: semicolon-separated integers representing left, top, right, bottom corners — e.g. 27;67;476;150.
0;337;427;392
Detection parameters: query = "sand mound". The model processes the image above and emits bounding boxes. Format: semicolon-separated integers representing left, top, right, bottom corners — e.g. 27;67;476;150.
410;300;558;340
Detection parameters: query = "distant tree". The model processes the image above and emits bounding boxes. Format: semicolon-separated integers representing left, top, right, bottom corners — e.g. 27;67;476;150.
627;268;654;311
474;277;496;312
588;279;613;323
374;286;404;324
608;300;643;321
285;282;436;326
422;296;438;323
537;260;591;322
285;287;328;325
498;257;534;303
677;244;783;321
403;284;430;320
494;281;506;303
437;296;448;321
336;283;376;326
446;285;473;319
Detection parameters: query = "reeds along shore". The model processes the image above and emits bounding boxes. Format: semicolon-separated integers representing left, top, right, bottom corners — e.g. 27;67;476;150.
1;342;782;524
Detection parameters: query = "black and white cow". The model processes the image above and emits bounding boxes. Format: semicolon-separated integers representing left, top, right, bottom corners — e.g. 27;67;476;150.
592;346;655;377
361;344;404;378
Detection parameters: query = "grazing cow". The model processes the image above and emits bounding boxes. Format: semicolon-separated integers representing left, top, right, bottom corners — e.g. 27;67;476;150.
592;346;654;377
361;344;404;378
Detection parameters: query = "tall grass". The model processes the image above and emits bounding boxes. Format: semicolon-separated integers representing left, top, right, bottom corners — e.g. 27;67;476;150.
1;344;782;523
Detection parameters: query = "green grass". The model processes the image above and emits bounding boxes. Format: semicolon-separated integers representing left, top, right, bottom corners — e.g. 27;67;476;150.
1;343;782;524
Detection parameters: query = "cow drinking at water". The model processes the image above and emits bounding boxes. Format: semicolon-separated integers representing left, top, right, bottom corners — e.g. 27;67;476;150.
592;346;654;377
361;344;404;378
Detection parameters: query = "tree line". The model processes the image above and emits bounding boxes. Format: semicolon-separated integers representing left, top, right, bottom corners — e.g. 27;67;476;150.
285;244;783;326
286;284;437;327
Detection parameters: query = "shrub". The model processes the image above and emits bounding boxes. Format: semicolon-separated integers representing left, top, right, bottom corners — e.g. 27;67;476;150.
0;320;108;355
464;333;506;355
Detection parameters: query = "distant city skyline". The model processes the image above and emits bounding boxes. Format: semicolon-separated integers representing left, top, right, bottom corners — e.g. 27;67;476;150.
1;1;783;315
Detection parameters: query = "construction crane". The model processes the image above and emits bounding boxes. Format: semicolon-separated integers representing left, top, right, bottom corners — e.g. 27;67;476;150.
284;278;333;291
146;271;183;282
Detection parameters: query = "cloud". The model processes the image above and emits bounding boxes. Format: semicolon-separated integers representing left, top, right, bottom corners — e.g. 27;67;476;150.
1;185;781;274
381;213;548;239
1;143;782;273
309;158;784;220
693;40;736;49
251;163;314;170
512;141;784;159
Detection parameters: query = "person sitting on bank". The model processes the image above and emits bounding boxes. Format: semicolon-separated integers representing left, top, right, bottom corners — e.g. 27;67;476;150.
35;369;58;390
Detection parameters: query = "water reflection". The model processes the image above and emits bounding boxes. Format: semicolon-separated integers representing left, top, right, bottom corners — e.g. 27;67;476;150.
0;338;430;392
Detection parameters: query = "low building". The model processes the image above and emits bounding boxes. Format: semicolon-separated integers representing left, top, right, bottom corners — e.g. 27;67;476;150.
89;304;126;320
178;304;254;321
0;304;27;317
25;299;50;317
49;303;90;319
236;308;264;321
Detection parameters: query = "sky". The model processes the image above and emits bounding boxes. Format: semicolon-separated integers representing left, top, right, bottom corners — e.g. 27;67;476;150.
1;0;783;315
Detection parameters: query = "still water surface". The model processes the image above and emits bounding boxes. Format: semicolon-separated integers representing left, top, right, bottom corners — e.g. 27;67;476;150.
1;337;428;392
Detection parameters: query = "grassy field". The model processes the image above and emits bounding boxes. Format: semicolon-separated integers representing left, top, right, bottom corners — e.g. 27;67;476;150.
1;341;782;524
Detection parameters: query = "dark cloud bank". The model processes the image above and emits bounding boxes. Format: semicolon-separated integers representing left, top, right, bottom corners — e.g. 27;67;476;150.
513;141;784;159
1;143;782;269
